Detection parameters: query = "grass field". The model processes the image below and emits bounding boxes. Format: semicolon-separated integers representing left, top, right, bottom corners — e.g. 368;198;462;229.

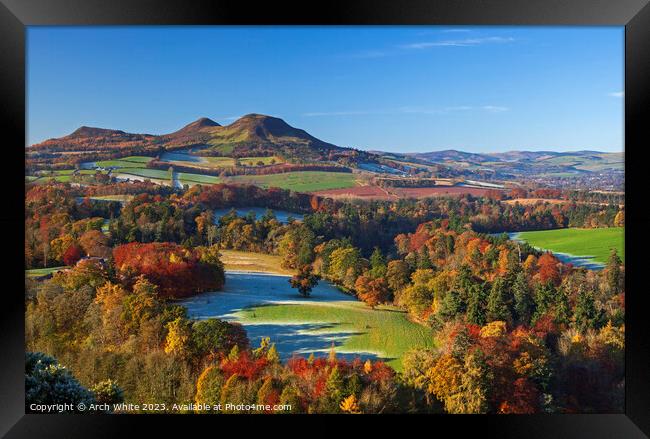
162;155;282;170
239;156;281;166
26;266;68;278
95;156;153;168
516;227;624;264
180;252;434;370
236;301;435;371
232;171;357;192
177;172;221;185
219;250;295;275
118;168;172;180
82;194;135;203
30;169;109;182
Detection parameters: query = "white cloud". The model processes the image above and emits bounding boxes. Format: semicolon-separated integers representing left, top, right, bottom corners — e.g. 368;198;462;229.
481;105;509;112
348;35;515;58
608;91;624;98
400;36;515;50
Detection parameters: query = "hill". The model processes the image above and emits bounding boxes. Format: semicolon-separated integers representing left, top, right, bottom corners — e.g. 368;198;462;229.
399;149;623;184
198;114;347;160
27;114;367;168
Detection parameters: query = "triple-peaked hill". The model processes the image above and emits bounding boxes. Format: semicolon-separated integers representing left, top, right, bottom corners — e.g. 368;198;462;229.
28;114;360;164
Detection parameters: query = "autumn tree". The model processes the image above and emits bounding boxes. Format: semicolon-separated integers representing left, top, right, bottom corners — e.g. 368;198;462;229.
195;210;214;243
50;234;76;263
355;276;391;308
195;365;224;410
164;317;192;358
340;394;361;414
537;253;560;285
92;281;128;346
278;226;316;269
62;244;83;266
613;210;624;227
289;265;321;297
79;229;111;258
445;349;492;414
327;246;364;289
386;260;411;293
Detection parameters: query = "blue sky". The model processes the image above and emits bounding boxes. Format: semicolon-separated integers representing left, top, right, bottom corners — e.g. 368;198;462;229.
27;26;624;152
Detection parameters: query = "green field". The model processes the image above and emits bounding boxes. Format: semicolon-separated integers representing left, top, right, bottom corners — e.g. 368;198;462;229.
39;175;72;183
95;156;154;168
164;155;282;169
516;227;624;264
26;266;68;278
235;301;434;371
118;168;172;180
239;156;281;166
86;194;135;203
177;172;221;185
232;171;357;192
28;169;109;184
198;156;235;167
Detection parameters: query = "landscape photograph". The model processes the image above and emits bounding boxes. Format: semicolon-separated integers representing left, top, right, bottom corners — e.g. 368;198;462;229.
25;26;625;414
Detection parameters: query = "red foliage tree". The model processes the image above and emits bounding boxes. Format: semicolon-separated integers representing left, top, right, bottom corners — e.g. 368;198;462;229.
219;351;268;380
62;244;83;266
499;378;540;413
537;253;560;285
112;242;224;298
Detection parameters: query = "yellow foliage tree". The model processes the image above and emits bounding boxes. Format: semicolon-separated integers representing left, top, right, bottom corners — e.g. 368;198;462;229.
266;343;280;363
164;317;191;357
426;354;463;402
195;365;224;410
50;234;76;263
328;343;337;363
479;321;507;338
614;210;625;227
523;254;537;272
93;281;128;346
598;321;625;350
340;394;361;414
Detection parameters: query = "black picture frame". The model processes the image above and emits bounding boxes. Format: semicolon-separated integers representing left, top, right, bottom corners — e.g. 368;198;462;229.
2;0;649;437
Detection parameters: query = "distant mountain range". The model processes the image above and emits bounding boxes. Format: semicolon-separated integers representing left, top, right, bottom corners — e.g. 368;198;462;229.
28;114;623;184
399;149;624;178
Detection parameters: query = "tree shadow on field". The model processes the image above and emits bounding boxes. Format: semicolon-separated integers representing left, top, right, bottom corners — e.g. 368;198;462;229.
242;322;390;363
